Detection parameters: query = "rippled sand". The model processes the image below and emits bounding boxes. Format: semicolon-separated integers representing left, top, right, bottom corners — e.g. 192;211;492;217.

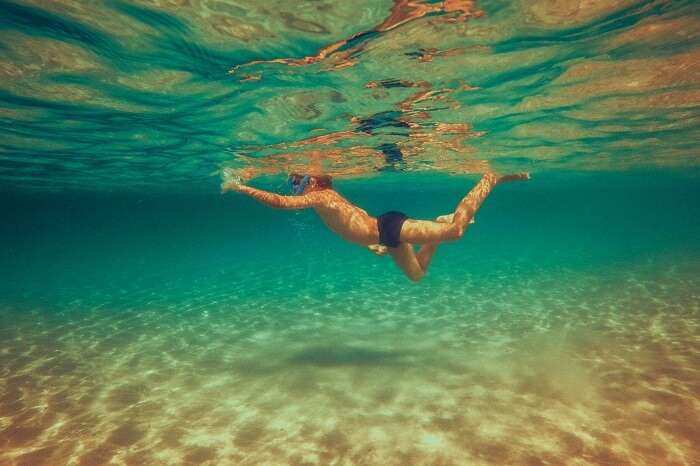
1;256;698;466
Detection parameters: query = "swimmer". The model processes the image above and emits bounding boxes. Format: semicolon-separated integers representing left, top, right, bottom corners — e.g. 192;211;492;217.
222;170;529;282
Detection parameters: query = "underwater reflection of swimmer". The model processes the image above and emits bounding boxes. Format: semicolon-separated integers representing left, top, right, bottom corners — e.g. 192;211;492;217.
222;171;529;282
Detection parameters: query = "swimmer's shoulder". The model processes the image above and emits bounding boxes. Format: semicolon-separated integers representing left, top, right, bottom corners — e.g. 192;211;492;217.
311;189;349;207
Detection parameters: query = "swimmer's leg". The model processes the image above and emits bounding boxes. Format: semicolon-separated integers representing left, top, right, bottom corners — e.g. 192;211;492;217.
452;173;529;228
388;243;428;282
398;219;462;244
436;213;474;224
398;175;495;244
451;173;498;229
369;242;438;279
399;173;529;244
412;213;450;271
416;243;439;273
371;212;447;258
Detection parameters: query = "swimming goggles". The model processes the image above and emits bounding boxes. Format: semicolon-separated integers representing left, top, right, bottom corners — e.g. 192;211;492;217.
288;175;310;195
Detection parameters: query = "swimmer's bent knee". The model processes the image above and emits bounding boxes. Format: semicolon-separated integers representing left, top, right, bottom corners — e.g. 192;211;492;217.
447;223;464;240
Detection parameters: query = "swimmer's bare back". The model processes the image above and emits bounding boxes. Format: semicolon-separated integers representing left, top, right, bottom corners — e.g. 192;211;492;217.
222;172;529;281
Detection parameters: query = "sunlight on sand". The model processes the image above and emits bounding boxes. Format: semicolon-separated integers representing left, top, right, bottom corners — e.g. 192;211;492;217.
1;257;698;465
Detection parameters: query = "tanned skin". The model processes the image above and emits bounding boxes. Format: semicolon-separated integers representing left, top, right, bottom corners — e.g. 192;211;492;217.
222;172;529;281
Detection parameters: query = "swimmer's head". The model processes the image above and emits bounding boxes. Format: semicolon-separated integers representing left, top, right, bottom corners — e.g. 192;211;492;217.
287;173;333;194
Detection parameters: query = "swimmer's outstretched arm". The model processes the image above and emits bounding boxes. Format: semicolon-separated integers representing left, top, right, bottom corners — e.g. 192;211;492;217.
222;177;319;209
238;185;320;209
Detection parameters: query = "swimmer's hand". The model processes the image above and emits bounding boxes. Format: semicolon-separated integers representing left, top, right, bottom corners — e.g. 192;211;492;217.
221;168;245;192
368;244;389;256
496;172;530;183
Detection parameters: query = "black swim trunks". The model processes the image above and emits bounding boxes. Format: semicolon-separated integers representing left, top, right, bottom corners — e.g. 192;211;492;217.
377;211;408;248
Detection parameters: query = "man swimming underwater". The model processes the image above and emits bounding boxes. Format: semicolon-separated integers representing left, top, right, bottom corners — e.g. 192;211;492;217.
222;170;529;281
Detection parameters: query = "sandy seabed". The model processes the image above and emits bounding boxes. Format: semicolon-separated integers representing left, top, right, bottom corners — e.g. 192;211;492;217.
1;257;699;466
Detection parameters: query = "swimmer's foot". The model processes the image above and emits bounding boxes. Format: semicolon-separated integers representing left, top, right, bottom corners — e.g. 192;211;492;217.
368;244;389;256
437;213;474;224
498;172;530;183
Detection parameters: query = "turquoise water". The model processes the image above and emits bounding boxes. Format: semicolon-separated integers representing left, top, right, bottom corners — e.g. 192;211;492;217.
2;1;700;465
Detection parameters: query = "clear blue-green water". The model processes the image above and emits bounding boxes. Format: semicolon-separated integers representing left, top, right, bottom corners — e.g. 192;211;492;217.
1;1;700;465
